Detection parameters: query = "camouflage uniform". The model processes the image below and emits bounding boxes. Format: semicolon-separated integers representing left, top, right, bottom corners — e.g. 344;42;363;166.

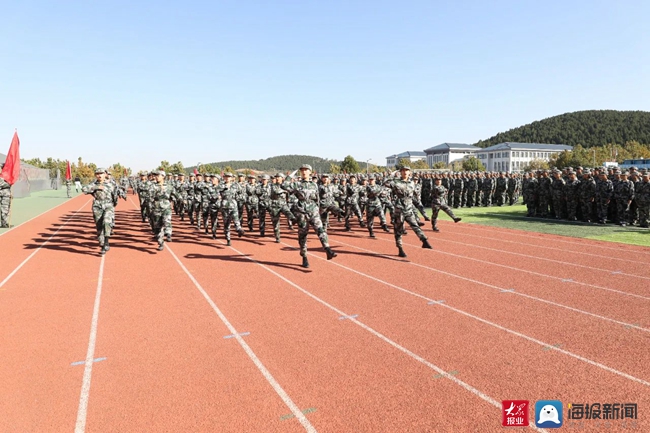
578;172;596;222
452;175;464;208
215;174;245;245
537;172;551;217
550;171;566;219
283;164;336;268
207;176;222;237
430;181;461;232
563;173;581;221
82;169;115;253
318;175;343;230
480;175;494;207
494;173;507;206
255;175;272;236
344;176;365;230
614;173;635;226
388;167;431;257
269;173;296;242
150;172;180;250
365;176;390;237
0;176;12;227
522;174;538;217
636;174;650;228
466;174;478;207
245;176;259;231
595;174;614;224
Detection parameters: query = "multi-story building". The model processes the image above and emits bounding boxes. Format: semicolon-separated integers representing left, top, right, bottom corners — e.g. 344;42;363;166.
475;142;573;172
423;143;481;167
385;151;427;168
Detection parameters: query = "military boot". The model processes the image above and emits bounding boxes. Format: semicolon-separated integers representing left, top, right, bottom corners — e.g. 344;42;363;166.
325;247;337;260
381;223;390;233
422;239;432;249
398;247;407;258
302;257;310;268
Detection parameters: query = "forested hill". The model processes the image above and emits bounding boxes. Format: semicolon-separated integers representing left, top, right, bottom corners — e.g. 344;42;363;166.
475;110;650;148
187;155;341;173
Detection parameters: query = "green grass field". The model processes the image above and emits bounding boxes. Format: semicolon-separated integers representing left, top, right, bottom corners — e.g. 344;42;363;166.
429;203;650;247
0;188;81;234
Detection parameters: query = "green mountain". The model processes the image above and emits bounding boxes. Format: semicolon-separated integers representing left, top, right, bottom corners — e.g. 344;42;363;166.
187;155;341;174
475;110;650;148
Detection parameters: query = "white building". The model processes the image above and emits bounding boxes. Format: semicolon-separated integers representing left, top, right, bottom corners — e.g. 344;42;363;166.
423;143;481;167
386;151;427;168
475;142;573;172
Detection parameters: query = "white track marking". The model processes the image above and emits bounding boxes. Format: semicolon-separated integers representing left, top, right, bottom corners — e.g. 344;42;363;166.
74;255;106;433
276;241;650;388
166;245;317;433
455;221;650;256
225;242;548;432
434;235;650;281
0;195;79;238
0;199;91;291
332;238;649;332
347;234;650;301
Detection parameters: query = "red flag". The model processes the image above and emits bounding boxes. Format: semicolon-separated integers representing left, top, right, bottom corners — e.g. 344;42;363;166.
1;132;20;185
65;160;72;180
193;168;198;175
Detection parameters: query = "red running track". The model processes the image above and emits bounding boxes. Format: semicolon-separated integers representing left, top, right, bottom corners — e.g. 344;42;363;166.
0;196;647;432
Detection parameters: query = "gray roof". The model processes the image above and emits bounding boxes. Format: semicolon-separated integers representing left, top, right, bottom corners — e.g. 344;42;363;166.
386;151;427;158
477;142;573;151
424;143;481;153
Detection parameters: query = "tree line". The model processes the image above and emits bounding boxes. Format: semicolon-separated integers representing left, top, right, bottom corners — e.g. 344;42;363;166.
475;110;650;149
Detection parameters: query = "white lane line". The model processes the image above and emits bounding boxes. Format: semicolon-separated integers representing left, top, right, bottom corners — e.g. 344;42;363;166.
0;194;81;238
434;235;650;281
283;242;650;388
74;255;106;433
352;233;650;301
453;221;650;256
0;199;91;292
227;242;547;432
166;245;317;433
332;238;649;333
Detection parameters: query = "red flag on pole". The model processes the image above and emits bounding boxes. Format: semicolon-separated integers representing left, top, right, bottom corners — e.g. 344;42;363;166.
193;168;198;175
65;160;72;180
1;131;21;185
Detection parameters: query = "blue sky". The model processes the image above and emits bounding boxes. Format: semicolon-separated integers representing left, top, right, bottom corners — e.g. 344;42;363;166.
2;0;649;171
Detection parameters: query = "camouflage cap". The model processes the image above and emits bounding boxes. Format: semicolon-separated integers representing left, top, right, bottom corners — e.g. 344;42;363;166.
247;174;255;178
189;173;196;178
300;164;312;171
320;173;330;178
95;167;107;174
275;172;285;178
400;165;411;171
158;170;166;177
237;172;245;177
621;171;629;176
261;174;270;180
177;172;185;176
223;172;234;177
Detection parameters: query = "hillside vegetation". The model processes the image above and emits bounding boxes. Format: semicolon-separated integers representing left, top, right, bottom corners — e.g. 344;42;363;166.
475;110;650;148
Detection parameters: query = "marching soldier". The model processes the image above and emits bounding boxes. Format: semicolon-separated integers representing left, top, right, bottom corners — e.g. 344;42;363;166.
82;168;115;254
283;164;337;268
365;174;390;237
150;170;180;250
214;172;245;245
270;173;297;243
387;166;432;258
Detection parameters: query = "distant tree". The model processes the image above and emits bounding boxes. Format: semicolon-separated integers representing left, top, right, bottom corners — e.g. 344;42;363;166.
169;161;185;174
462;157;486;172
158;160;173;173
523;159;550;171
340;155;361;173
432;162;447;169
329;163;341;174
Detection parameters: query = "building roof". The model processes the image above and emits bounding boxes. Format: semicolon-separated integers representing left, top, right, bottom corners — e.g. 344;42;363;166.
476;142;573;152
424;143;481;153
386;151;426;159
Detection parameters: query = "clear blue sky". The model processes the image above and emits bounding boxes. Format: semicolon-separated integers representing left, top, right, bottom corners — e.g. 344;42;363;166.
2;0;649;171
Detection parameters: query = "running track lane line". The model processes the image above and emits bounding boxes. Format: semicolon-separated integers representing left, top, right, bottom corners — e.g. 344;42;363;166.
434;235;650;281
294;242;650;388
352;234;650;302
0;195;79;238
0;199;91;291
221;242;548;433
331;238;650;333
165;244;318;433
443;225;650;266
75;255;106;433
457;221;650;256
